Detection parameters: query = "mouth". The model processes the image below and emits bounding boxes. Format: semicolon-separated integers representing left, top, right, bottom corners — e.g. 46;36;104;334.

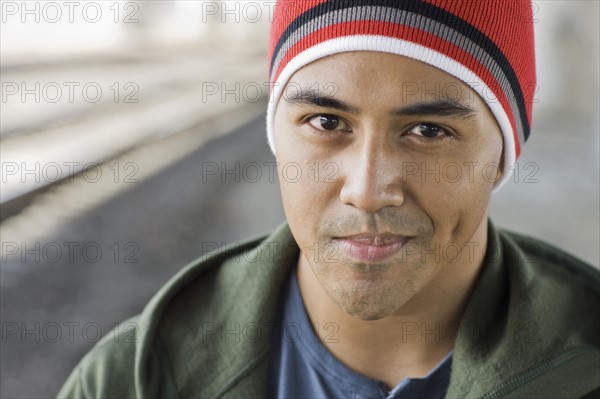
332;233;411;263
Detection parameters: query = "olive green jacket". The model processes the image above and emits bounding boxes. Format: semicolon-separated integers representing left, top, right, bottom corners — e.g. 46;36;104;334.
57;220;600;398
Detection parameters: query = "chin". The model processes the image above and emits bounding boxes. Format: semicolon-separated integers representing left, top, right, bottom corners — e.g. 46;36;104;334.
329;282;405;321
340;302;397;321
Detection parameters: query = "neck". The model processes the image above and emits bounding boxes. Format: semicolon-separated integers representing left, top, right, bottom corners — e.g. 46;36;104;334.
296;217;489;388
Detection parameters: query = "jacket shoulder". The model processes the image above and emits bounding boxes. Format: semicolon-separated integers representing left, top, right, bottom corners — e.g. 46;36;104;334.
499;228;600;295
56;317;141;399
447;224;600;398
497;228;599;350
57;225;288;399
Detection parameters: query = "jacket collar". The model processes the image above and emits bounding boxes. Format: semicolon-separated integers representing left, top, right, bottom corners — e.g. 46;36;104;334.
137;222;299;398
446;220;599;398
444;218;510;397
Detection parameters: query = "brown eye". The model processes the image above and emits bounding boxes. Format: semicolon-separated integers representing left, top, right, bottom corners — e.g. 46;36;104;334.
407;123;447;138
308;115;350;132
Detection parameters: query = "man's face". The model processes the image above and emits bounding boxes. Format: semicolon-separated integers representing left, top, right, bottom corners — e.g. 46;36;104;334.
273;51;503;321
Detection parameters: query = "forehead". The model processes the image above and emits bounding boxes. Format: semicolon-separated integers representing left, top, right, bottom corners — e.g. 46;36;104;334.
282;51;483;109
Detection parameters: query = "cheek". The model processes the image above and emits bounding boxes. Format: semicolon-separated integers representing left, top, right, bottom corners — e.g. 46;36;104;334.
404;134;499;242
276;158;338;222
273;111;336;244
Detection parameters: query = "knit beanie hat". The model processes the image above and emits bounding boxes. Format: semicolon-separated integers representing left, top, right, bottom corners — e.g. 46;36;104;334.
266;0;536;190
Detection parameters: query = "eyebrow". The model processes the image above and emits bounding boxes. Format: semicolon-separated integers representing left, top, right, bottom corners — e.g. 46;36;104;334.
285;89;477;119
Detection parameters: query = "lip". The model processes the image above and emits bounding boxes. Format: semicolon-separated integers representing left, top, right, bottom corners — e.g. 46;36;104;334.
333;233;410;263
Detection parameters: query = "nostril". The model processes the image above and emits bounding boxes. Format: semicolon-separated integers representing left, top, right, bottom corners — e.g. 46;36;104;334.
339;172;405;212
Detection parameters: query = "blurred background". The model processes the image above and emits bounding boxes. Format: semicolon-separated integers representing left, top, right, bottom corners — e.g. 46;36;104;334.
1;1;598;397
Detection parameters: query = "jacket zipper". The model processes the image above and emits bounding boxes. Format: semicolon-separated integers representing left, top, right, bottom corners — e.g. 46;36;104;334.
481;347;590;399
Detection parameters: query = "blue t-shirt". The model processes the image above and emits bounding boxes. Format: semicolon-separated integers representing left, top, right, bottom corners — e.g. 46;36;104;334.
268;267;453;399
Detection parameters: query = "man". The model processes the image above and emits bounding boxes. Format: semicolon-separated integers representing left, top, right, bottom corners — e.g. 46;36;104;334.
58;1;599;398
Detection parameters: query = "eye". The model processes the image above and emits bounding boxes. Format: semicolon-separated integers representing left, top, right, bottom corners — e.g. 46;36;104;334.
307;114;351;132
406;123;451;139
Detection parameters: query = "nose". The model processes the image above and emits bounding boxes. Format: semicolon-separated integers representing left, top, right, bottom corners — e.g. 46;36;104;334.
339;136;405;212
